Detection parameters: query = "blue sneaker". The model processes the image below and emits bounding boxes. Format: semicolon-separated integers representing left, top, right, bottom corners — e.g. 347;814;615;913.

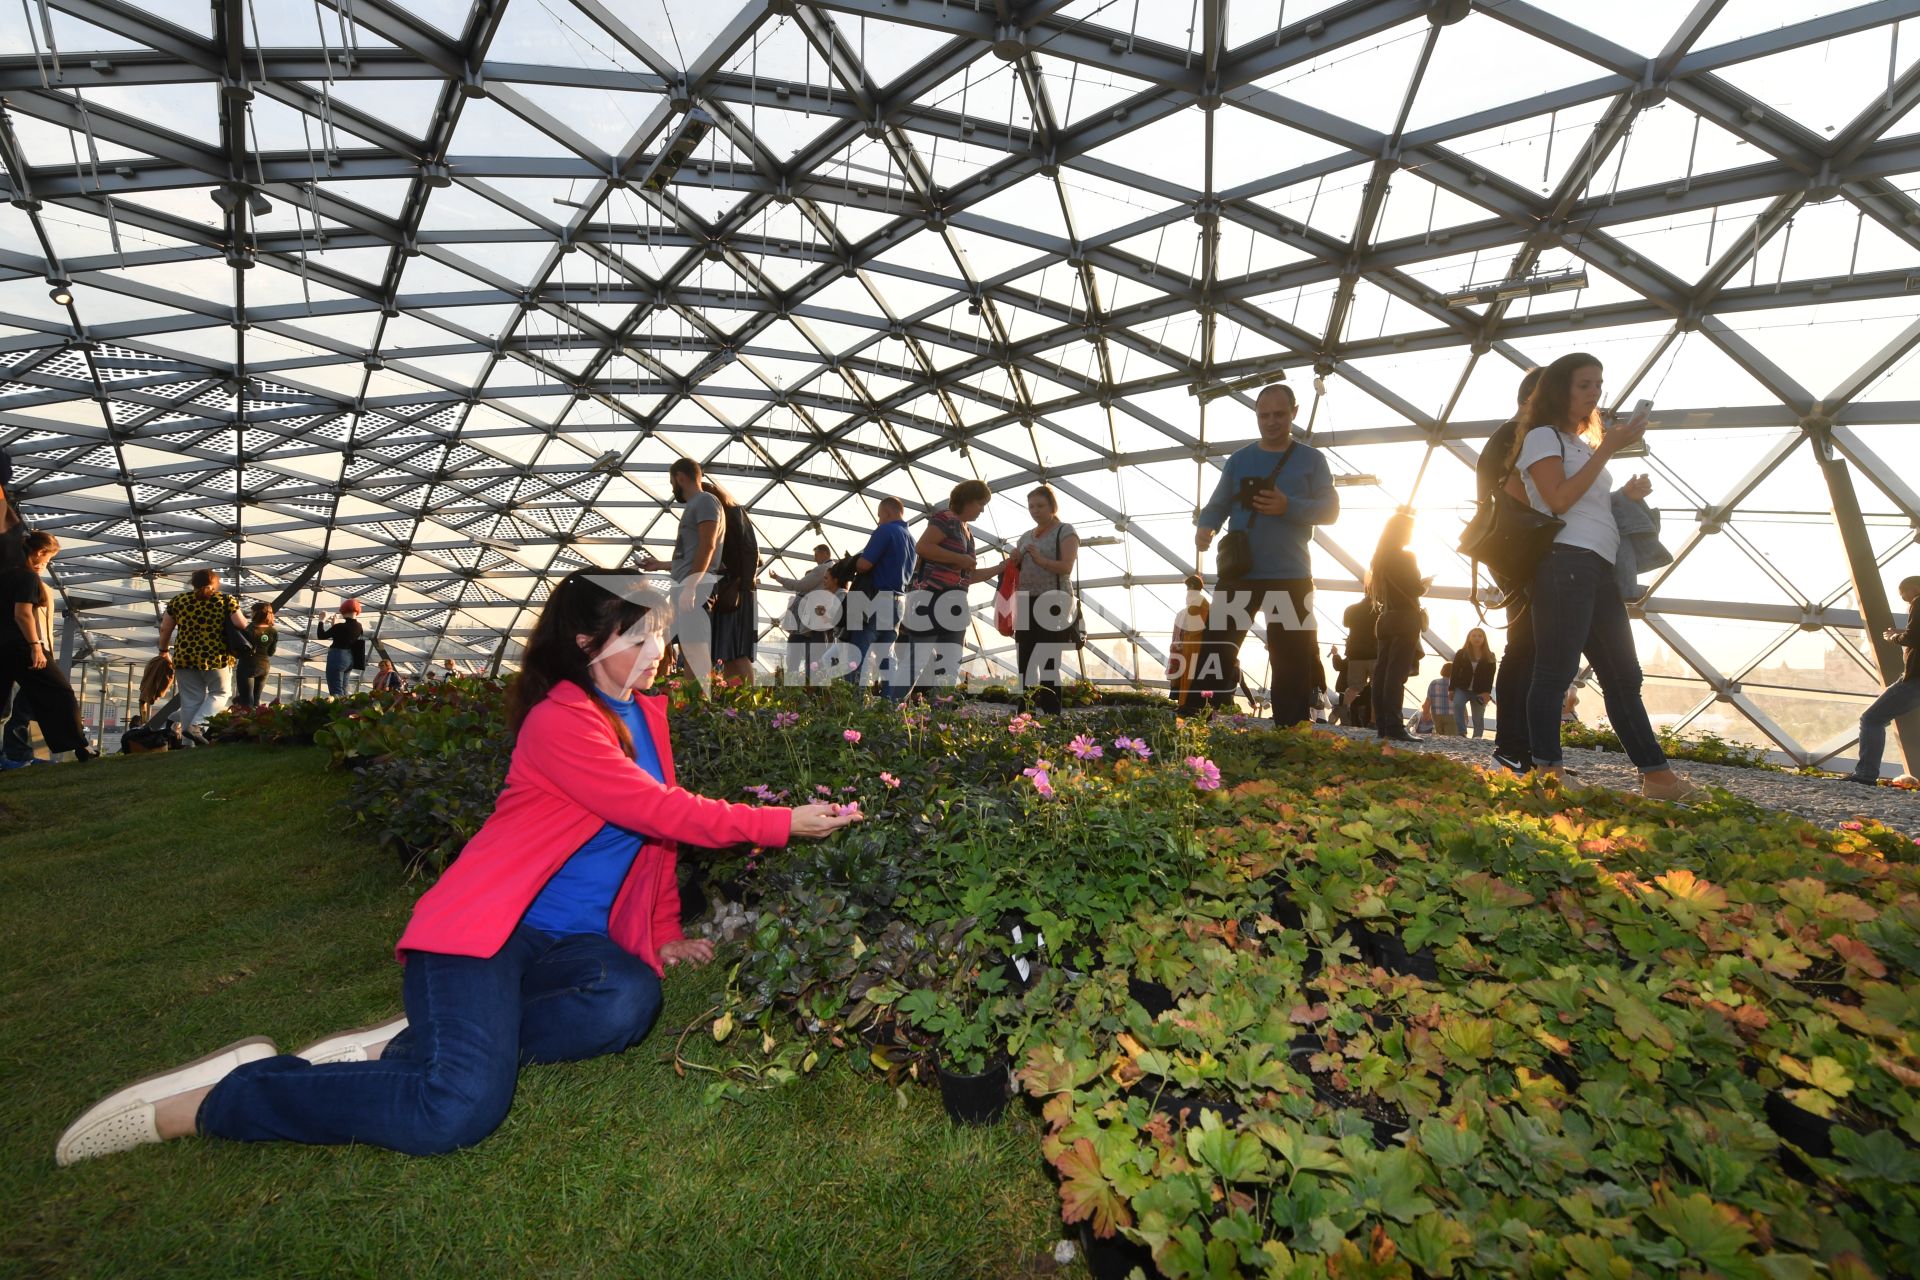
0;757;33;771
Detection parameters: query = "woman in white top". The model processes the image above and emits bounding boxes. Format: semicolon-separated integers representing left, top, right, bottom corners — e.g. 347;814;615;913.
1509;353;1704;804
1010;485;1079;715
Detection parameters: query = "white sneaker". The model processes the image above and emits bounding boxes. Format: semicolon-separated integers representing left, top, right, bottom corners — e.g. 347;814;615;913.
56;1037;278;1166
293;1016;408;1065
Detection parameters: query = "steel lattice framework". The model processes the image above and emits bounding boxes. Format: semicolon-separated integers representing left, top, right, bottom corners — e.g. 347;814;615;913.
1;0;1917;766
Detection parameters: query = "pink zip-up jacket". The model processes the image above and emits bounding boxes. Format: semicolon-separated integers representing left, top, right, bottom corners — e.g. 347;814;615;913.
395;681;792;973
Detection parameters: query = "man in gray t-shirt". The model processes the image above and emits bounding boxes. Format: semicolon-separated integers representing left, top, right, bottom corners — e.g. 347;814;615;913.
641;456;725;681
642;458;725;586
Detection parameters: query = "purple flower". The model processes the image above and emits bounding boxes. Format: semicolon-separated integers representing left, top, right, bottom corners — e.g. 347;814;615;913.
1113;735;1152;761
772;711;799;729
724;708;740;719
1067;734;1104;761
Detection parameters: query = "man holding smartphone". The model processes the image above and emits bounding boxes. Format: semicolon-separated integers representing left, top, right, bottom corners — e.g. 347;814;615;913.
1194;382;1339;726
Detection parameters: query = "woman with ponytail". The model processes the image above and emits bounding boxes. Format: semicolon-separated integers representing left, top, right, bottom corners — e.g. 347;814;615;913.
56;570;859;1165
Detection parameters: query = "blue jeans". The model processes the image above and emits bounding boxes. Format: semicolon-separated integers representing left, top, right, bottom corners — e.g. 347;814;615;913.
325;647;354;696
841;591;900;695
199;927;663;1156
1526;545;1666;771
1492;599;1534;764
1852;679;1920;781
889;588;967;703
1451;689;1487;737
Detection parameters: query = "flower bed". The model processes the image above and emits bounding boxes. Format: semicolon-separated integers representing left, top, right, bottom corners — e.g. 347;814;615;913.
212;681;1920;1276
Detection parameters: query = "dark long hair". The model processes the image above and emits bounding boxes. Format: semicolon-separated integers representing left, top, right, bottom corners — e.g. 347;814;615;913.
1506;352;1602;472
507;569;660;757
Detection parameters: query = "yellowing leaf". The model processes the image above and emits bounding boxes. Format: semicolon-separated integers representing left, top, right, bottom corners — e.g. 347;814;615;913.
1829;934;1887;979
1653;869;1728;926
1054;1138;1133;1237
850;935;867;959
711;1012;734;1042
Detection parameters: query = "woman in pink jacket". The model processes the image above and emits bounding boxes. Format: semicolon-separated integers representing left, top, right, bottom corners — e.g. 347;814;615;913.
57;571;857;1163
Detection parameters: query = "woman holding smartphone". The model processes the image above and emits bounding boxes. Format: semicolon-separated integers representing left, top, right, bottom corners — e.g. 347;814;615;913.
1509;353;1705;803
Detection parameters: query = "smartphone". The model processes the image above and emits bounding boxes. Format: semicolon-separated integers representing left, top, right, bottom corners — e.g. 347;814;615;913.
1612;398;1653;456
1237;475;1274;505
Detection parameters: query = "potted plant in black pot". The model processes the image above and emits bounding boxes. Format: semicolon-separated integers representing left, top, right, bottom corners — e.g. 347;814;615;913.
899;967;1015;1125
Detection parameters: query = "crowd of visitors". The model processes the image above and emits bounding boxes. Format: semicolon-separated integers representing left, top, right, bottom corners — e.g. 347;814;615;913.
0;375;1914;780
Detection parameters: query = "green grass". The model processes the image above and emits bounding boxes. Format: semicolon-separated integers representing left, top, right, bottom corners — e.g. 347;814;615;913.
0;749;1062;1279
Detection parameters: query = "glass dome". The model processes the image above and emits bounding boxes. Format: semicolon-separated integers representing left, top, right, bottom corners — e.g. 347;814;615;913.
2;0;1916;765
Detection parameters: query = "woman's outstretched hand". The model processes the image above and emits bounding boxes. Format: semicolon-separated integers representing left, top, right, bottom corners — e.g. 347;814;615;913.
789;802;863;839
659;939;714;967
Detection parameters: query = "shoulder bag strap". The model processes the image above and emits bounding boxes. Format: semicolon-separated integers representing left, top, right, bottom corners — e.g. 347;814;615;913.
1245;442;1297;532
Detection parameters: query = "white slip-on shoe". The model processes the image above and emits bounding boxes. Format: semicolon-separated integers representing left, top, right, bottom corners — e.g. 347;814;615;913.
293;1016;409;1065
56;1036;278;1166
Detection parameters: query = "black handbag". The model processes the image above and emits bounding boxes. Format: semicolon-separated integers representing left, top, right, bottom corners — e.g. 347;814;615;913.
219;609;255;662
1215;444;1294;583
1459;478;1563;612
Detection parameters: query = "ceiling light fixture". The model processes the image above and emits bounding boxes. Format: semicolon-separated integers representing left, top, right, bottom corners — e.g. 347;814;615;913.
47;278;74;305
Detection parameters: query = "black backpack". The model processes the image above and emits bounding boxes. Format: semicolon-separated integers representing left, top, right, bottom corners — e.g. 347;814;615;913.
711;503;757;613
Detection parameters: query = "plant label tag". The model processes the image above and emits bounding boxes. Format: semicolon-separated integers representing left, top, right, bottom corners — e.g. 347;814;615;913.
1010;925;1024;944
1014;957;1031;982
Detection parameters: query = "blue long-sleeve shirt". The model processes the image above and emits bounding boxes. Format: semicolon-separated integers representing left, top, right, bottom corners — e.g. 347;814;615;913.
1196;440;1339;580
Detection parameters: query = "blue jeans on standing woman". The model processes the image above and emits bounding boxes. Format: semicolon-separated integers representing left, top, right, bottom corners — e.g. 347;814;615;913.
1525;545;1668;772
199;925;662;1156
1372;610;1423;738
1851;679;1920;781
325;646;354;696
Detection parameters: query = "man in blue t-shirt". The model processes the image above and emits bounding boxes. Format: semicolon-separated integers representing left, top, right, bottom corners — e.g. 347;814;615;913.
1194;383;1338;726
842;496;916;691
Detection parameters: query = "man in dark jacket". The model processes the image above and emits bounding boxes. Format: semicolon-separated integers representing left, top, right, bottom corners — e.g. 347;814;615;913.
1477;366;1543;773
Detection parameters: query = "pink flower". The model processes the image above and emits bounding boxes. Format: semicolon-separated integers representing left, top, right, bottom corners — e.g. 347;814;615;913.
1007;712;1035;736
1022;764;1055;799
724;708;740;719
1184;755;1222;791
879;772;901;789
1067;734;1104;760
772;711;799;729
830;800;862;817
1113;735;1152;760
816;784;834;797
843;728;863;744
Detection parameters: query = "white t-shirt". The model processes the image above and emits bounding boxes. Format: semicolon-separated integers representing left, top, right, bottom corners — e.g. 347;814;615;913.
1518;426;1619;564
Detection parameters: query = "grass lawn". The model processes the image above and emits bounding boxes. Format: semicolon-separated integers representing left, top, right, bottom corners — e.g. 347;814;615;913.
0;748;1063;1279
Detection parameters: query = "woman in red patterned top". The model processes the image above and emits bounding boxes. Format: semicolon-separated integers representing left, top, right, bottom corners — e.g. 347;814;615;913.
888;480;1000;701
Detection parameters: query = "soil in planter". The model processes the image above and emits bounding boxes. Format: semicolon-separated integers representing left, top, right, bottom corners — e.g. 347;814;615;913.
1136;1087;1248;1130
1128;976;1176;1018
1365;929;1439;981
1079;1220;1160;1280
1309;1072;1410;1147
937;1055;1011;1125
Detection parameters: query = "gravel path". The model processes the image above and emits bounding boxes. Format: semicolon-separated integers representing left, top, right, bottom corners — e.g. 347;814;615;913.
1321;725;1920;837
